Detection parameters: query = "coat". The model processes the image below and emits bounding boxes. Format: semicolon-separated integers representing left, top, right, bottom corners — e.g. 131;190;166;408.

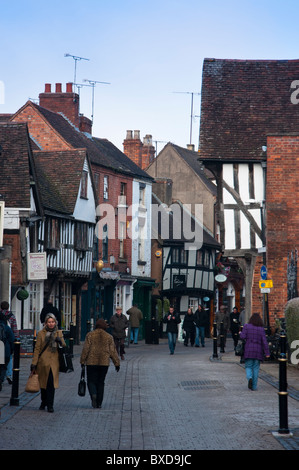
31;328;66;389
126;306;143;328
194;309;208;328
182;313;196;332
240;323;270;361
163;312;181;334
0;321;15;360
80;329;120;367
110;313;129;339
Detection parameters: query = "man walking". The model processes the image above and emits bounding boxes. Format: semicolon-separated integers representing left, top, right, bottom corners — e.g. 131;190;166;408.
127;304;143;344
110;307;128;360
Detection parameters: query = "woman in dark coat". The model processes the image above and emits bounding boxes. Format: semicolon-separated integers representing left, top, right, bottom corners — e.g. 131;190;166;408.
182;308;195;346
240;313;270;390
230;306;240;349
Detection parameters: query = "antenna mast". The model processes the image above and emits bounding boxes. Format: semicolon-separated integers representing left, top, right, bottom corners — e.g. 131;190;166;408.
83;79;111;124
173;91;201;145
64;53;90;87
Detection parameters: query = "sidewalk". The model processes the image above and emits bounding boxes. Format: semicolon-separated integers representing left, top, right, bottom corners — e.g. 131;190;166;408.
0;337;299;451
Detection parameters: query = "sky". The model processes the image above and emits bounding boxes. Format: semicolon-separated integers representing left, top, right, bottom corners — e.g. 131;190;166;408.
1;0;299;154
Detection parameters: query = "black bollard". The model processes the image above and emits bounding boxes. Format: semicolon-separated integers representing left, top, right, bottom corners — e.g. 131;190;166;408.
213;321;218;358
220;321;225;353
69;322;74;357
10;338;21;406
277;332;289;434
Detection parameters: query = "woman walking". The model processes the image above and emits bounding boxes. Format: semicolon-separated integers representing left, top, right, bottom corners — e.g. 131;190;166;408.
31;313;66;412
80;318;120;408
240;313;270;391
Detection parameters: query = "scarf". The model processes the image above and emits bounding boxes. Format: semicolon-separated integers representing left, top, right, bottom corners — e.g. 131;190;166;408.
44;315;58;353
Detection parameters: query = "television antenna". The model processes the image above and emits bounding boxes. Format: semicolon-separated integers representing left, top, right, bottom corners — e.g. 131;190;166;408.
83;79;111;124
173;91;201;145
64;53;90;87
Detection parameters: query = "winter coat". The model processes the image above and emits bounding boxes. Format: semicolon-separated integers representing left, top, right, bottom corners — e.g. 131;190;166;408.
194;309;208;328
0;321;15;360
215;311;229;331
80;328;120;367
230;312;240;333
31;328;66;389
126;306;143;328
0;309;18;337
163;311;181;334
240;323;270;361
110;313;129;339
182;313;196;332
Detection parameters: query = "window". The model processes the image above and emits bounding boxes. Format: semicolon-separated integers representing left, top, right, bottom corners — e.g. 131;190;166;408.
172;248;187;264
119;221;125;258
80;171;88;199
119;182;127;205
102;224;108;261
196;250;203;265
139;183;145;205
75;222;88;251
62;282;72;330
104;176;109;200
46;218;60;250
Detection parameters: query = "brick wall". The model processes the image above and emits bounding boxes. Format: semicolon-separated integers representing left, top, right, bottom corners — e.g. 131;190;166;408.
123;130;155;169
39;83;80;129
265;135;299;321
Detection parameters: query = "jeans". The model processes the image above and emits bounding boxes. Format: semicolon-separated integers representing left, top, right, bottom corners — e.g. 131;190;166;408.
167;332;177;354
245;359;261;390
130;327;139;344
195;326;205;346
6;355;12;378
86;365;109;407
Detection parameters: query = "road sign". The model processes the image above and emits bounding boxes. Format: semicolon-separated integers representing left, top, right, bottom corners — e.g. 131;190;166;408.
261;288;271;294
259;280;273;289
260;265;267;280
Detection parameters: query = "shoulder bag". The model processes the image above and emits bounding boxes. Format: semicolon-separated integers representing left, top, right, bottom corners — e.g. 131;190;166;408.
235;339;245;356
25;340;49;393
78;365;86;397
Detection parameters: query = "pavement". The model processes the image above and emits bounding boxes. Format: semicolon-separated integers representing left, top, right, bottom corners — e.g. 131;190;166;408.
0;336;299;455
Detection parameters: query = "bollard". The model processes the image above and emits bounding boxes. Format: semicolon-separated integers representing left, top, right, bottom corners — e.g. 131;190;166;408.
277;332;289;434
10;338;21;406
213;321;218;358
220;321;225;353
69;322;74;357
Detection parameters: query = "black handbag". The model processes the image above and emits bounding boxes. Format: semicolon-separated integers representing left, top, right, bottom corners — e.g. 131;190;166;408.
58;345;74;373
235;339;245;356
78;366;86;397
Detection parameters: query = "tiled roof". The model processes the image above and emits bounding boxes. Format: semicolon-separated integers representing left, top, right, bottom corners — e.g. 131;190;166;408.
33;149;87;215
30;103;153;181
199;58;299;161
0;122;32;208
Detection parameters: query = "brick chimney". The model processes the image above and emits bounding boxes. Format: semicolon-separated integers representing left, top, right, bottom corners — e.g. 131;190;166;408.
123;130;155;169
39;83;80;129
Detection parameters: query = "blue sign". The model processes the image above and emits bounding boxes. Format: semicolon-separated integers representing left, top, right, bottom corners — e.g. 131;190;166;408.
260;265;267;280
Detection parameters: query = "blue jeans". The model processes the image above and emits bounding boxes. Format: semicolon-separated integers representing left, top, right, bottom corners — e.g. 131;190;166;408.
6;355;13;378
167;332;177;354
195;326;205;346
245;359;261;390
130;327;139;344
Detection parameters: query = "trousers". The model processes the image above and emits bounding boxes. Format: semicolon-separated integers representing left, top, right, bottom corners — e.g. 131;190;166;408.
86;365;109;407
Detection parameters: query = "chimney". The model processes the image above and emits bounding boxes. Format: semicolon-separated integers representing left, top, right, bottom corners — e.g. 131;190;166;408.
187;144;195;151
79;114;92;135
39;82;80;129
142;134;155;169
123;130;155;169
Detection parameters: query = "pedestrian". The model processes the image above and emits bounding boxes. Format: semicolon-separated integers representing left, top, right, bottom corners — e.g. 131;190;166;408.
194;304;208;347
182;308;195;346
109;307;129;360
163;306;181;355
40;299;62;329
0;313;15;391
215;305;229;347
230;306;240;349
30;313;66;412
0;301;18;385
126;304;143;344
240;313;270;391
80;318;120;408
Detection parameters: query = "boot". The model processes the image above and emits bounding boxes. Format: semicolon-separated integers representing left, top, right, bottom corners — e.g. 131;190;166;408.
91;395;97;408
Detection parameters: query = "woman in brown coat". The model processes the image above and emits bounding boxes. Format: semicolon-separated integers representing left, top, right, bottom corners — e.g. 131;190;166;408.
31;313;66;412
80;318;120;409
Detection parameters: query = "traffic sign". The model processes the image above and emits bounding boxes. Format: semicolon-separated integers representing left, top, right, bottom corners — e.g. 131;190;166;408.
259;280;273;289
260;265;267;280
261;288;271;294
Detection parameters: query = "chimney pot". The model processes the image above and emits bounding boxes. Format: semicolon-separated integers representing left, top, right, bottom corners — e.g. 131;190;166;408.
134;130;140;140
55;83;62;93
45;83;51;93
126;130;133;139
66;82;73;93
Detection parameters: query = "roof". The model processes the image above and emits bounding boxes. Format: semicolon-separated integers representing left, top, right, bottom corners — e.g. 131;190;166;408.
33;149;87;215
0;122;32;208
22;102;153;181
199;58;299;161
152;193;220;249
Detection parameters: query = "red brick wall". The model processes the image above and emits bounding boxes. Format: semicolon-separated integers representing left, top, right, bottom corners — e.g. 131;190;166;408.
39;83;80;129
123;131;155;169
265;135;299;320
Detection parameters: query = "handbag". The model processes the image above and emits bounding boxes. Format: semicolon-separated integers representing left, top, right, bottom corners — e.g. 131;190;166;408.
25;372;40;393
78;366;86;397
58;344;74;373
235;339;245;356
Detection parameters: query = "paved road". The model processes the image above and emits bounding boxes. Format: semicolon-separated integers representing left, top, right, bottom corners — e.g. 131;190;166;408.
0;337;299;453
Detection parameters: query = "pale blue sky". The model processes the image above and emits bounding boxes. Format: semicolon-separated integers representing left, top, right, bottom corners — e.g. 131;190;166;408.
1;0;299;153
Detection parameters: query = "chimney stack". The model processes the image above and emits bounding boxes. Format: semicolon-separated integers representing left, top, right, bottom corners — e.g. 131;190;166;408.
123;130;156;169
39;82;80;129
